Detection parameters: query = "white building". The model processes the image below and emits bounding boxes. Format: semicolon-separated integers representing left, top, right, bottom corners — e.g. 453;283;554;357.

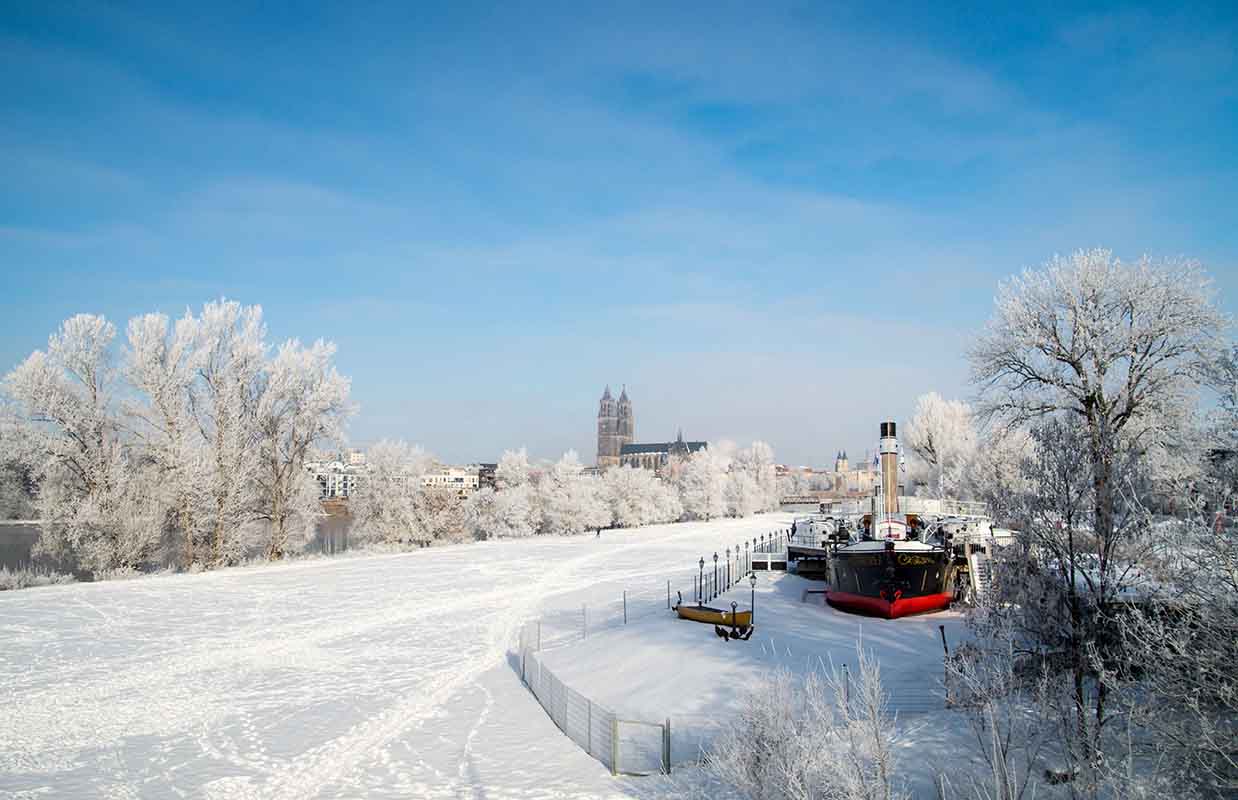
420;467;480;498
305;459;365;499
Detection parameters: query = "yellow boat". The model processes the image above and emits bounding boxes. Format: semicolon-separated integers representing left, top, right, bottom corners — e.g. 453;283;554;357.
675;603;753;627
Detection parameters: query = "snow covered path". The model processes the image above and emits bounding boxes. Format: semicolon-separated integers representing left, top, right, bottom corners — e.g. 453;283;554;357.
0;515;792;799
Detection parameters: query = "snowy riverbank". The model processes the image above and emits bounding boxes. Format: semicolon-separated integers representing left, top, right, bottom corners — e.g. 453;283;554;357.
1;514;797;799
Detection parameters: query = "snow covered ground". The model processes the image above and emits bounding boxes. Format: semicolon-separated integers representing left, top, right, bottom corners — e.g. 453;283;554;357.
1;514;806;799
538;571;972;796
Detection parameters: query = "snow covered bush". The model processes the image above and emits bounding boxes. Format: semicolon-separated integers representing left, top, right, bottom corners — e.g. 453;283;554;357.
467;483;540;539
0;564;75;591
707;649;905;800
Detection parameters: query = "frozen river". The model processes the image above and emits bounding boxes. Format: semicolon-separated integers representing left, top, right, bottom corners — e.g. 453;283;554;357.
0;514;792;799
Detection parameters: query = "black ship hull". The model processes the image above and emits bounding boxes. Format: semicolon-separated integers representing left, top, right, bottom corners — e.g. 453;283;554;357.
826;544;955;619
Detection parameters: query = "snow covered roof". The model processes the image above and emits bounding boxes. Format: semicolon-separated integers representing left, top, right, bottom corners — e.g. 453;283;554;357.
620;440;707;455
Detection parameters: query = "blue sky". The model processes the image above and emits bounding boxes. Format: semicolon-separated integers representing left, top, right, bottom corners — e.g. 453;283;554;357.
2;1;1236;466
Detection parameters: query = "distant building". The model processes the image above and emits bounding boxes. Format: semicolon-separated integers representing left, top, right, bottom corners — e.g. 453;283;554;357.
596;385;635;468
305;459;364;499
828;450;878;496
474;463;497;490
420;467;480;498
620;430;707;471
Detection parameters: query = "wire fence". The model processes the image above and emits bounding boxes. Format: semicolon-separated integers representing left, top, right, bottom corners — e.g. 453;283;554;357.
512;524;797;773
514;523;953;773
519;621;670;775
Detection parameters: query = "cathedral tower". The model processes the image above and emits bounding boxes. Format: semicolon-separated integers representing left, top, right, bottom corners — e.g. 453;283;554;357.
617;386;635;450
597;386;620;468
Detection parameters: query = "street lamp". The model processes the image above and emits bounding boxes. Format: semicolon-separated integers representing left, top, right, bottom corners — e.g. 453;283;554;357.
750;572;757;624
713;552;718;599
698;557;704;604
744;541;749;574
726;547;731;589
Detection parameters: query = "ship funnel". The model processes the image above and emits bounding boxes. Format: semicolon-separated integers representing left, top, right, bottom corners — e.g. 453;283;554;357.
879;420;899;516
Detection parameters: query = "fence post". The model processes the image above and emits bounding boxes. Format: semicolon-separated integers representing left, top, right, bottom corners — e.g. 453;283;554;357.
667;580;671;610
663;717;672;774
844;663;850;706
611;718;619;776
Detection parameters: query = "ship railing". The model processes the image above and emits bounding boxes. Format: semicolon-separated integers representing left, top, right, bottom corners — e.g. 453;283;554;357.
819;497;990;519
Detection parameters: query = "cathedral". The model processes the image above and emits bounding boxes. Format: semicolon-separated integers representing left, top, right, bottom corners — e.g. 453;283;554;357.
595;386;634;469
596;386;707;470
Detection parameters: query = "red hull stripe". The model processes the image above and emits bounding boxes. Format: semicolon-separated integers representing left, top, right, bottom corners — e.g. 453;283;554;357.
825;591;953;619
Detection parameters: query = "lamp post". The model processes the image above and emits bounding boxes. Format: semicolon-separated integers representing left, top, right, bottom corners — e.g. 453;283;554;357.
744;541;749;574
750;572;757;623
726;547;731;589
698;557;704;604
713;552;718;599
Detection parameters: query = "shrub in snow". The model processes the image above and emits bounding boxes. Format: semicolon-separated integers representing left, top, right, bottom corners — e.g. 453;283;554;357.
0;565;75;591
466;483;540;540
707;650;905;800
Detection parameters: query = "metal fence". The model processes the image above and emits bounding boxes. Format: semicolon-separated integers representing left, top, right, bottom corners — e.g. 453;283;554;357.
513;523;961;772
518;621;670;775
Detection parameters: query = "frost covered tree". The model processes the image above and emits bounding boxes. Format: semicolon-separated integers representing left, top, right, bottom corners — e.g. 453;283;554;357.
495;447;532;489
602;465;681;527
675;446;729;520
1092;518;1238;798
537;450;611;535
412;487;469;544
251;339;352;559
2;301;355;573
2;315;160;572
124;311;210;566
349;439;430;546
905;392;976;499
186;300;268;566
731;440;779;514
970;249;1228;561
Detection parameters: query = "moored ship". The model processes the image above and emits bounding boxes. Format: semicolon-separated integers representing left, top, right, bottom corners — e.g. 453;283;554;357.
824;421;958;619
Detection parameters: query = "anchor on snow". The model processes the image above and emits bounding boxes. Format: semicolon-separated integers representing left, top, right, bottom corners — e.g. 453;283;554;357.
714;601;754;642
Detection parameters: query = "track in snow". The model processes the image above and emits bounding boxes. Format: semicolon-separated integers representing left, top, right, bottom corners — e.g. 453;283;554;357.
0;515;792;799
